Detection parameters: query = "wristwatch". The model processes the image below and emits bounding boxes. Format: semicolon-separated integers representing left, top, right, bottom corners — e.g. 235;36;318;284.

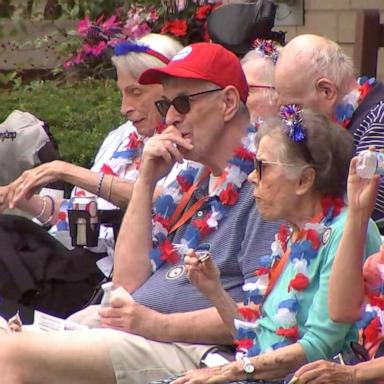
241;356;256;379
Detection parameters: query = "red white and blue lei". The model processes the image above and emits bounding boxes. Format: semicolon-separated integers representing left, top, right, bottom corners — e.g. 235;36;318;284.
234;196;344;358
334;76;376;129
149;126;257;272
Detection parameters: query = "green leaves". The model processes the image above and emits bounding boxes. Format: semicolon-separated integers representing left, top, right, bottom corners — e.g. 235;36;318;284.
0;79;125;167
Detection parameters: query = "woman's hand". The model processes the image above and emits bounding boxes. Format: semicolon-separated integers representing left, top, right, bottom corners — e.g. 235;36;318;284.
0;185;13;212
184;250;221;298
9;160;64;208
347;156;380;217
294;360;358;384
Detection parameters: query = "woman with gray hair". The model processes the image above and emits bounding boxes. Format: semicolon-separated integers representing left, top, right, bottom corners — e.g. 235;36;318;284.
241;40;280;126
170;108;382;384
0;33;184;317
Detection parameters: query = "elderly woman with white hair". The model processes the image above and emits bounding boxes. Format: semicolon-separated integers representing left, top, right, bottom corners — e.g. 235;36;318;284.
168;108;382;384
241;39;280;127
0;33;184;317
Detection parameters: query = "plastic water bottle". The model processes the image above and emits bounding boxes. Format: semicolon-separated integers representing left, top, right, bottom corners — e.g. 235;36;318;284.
100;283;134;307
100;282;114;307
356;150;384;179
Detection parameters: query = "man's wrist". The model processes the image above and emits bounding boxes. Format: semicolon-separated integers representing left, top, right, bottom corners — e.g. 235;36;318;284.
135;175;157;191
206;284;227;303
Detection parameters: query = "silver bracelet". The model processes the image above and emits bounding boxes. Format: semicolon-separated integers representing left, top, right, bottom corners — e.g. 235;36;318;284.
41;195;55;226
35;196;47;220
96;173;105;197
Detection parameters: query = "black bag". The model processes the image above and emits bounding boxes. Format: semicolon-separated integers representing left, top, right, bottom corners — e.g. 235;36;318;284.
0;214;104;318
207;0;285;56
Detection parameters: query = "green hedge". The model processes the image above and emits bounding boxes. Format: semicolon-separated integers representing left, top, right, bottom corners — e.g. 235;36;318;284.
0;79;125;167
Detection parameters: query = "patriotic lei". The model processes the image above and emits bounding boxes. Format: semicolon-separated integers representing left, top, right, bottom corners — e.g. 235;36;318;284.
234;195;344;358
149;126;257;272
334;76;376;129
358;262;384;357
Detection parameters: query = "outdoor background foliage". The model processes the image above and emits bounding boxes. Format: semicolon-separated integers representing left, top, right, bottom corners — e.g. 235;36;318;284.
0;1;218;167
0;79;124;167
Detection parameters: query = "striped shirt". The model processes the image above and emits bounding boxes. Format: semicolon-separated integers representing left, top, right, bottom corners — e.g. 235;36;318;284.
349;83;384;220
132;180;282;313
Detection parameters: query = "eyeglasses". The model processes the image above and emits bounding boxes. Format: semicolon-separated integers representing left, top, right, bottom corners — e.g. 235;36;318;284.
254;158;297;180
155;88;222;118
248;84;275;90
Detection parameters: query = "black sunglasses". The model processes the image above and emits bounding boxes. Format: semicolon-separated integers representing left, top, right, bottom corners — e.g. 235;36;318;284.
155;88;222;118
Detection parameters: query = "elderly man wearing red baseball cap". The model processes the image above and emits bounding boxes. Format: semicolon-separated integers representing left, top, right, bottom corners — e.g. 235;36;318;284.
0;43;280;384
135;42;250;175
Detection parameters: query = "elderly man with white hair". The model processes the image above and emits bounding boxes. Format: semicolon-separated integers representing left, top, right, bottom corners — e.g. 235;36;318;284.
274;33;384;220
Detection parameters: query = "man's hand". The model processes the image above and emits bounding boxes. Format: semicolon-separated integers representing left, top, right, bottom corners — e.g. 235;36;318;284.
139;126;193;184
171;364;241;384
348;155;380;217
184;250;222;299
9;160;64;208
294;360;358;384
98;295;166;339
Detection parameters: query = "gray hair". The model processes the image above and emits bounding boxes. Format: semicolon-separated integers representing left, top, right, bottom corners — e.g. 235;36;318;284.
111;33;183;78
256;109;353;196
241;48;278;106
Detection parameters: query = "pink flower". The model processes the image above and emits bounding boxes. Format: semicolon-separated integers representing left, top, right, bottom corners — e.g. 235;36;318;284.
83;41;107;57
77;16;92;36
73;52;85;65
101;15;121;31
177;0;188;11
149;8;158;22
126;22;151;39
63;59;74;69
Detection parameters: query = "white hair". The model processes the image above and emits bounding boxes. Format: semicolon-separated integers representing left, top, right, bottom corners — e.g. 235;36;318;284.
111;33;183;77
241;48;278;107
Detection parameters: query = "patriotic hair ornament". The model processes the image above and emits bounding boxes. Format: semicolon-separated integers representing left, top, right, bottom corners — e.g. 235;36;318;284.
252;39;280;64
114;41;170;64
280;104;306;142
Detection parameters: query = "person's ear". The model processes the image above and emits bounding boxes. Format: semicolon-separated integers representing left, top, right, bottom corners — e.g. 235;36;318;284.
315;78;337;101
222;86;240;122
296;166;316;196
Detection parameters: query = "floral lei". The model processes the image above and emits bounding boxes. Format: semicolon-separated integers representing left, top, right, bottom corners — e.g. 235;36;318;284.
149;125;256;271
234;194;344;357
334;76;376;129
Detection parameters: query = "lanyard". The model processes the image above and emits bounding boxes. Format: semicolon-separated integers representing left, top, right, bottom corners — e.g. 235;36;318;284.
168;169;227;235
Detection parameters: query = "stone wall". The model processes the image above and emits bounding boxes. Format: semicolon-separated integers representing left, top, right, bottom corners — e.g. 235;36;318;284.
279;0;384;80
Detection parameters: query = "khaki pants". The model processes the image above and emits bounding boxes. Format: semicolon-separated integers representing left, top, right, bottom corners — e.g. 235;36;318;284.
69;306;214;384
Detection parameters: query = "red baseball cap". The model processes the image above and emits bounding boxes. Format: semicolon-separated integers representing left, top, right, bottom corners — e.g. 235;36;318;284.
139;42;249;103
